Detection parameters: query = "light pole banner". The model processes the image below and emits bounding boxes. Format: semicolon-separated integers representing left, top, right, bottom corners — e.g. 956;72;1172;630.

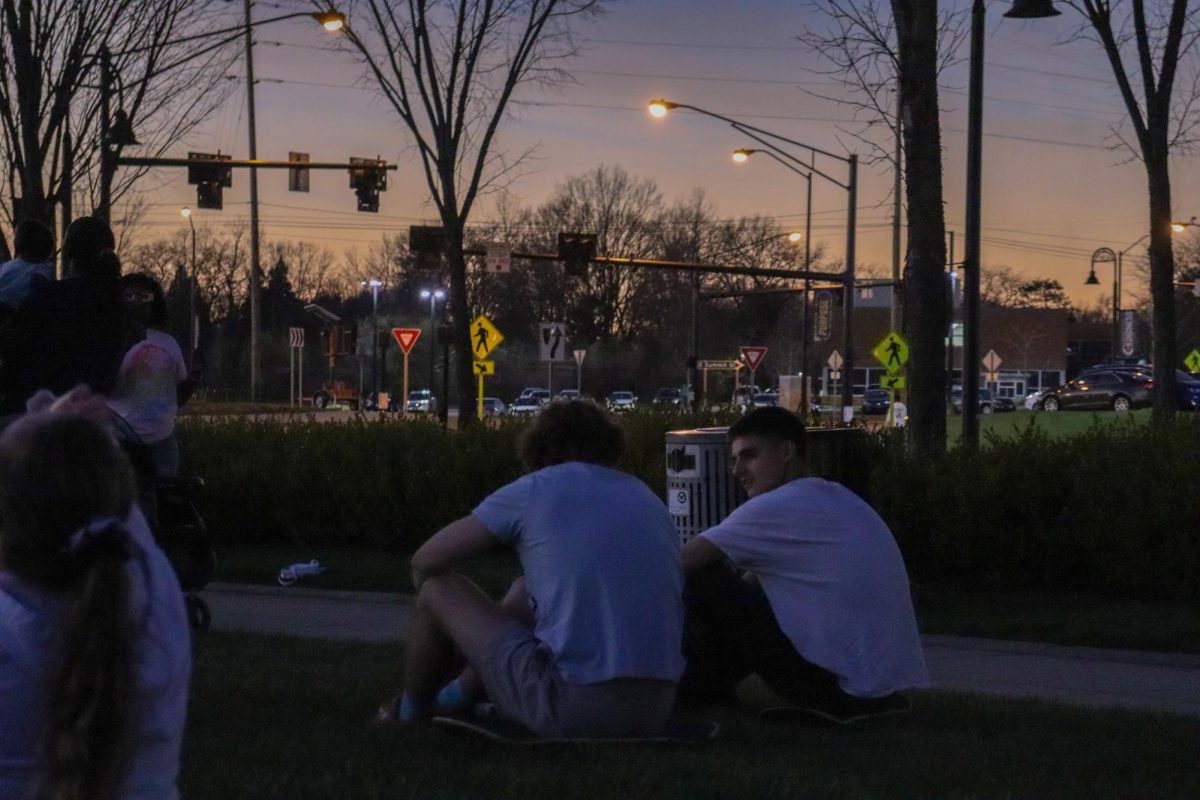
813;291;834;342
1119;310;1138;358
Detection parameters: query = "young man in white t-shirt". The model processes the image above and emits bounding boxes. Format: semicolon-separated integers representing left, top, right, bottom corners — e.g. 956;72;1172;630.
377;400;684;738
681;406;929;720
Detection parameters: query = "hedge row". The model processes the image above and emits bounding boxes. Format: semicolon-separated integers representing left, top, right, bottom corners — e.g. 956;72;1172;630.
177;413;1200;599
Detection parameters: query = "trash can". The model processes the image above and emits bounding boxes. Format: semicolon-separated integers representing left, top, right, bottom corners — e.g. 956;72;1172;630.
665;427;744;545
665;426;869;545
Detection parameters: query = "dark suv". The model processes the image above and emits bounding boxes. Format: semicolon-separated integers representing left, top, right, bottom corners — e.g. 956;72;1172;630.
652;387;684;410
1043;371;1153;412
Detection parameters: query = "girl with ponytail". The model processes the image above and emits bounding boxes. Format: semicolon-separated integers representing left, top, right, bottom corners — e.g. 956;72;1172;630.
0;412;190;800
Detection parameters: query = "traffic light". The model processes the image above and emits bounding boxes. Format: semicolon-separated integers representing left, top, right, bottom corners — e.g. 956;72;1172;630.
409;225;444;270
349;157;387;213
188;152;232;210
558;232;597;277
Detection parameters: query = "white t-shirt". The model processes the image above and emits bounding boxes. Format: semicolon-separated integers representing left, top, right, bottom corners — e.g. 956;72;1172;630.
109;329;187;443
700;477;929;697
472;462;685;685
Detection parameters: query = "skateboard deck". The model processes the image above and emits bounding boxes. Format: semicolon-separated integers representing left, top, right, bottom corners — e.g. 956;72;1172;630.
760;694;912;726
432;715;719;746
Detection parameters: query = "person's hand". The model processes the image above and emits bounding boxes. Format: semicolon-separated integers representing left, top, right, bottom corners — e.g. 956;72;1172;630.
27;385;112;423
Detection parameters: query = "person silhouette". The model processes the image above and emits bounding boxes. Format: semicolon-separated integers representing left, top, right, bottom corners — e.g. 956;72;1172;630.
886;339;902;367
474;324;489;356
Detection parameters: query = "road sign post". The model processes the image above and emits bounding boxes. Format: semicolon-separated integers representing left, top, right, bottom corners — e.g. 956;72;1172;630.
289;327;304;407
470;315;504;419
872;332;909;427
472;360;495;419
574;349;586;391
392;328;421;415
740;346;767;393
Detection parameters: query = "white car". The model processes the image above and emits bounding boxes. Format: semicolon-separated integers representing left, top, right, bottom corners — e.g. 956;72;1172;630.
509;390;550;415
607;391;637;413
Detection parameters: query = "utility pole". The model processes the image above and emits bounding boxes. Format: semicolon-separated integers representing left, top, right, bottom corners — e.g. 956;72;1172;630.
243;0;262;400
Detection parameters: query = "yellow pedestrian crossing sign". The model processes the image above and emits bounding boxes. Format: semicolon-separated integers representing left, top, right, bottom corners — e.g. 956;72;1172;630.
1186;350;1200;373
872;331;909;374
473;360;495;376
470;314;503;360
880;374;906;390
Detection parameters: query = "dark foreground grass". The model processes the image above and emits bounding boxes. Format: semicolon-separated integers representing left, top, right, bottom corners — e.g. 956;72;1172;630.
183;632;1200;800
214;544;1200;654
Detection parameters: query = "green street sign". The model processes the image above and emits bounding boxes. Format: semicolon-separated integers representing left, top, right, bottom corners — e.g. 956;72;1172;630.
880;374;906;390
1186;350;1200;373
872;331;909;374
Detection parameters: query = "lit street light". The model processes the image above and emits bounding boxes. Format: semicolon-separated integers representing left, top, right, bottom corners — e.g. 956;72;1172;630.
649;98;859;418
420;288;446;406
1087;218;1199;360
180;206;197;370
733;147;815;414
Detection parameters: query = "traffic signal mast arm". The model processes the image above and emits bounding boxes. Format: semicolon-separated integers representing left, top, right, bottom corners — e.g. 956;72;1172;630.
460;247;844;282
117;156;399;171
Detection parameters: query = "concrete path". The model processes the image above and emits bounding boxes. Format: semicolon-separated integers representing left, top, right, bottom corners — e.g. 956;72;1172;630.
200;582;1200;719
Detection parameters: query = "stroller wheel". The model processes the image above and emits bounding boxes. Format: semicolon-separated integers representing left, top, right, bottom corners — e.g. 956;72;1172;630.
186;595;211;632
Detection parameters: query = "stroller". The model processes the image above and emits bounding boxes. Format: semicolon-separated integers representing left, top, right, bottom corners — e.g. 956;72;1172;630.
111;415;216;631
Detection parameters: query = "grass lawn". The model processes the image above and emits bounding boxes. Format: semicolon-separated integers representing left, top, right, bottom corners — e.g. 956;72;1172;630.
941;407;1157;442
182;631;1200;800
213;544;1200;655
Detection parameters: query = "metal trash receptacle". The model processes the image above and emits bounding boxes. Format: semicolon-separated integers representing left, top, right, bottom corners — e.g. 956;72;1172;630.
665;427;743;544
665;425;869;545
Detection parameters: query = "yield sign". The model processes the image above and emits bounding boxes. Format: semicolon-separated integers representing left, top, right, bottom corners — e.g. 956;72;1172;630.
740;346;767;372
392;327;421;354
827;350;843;371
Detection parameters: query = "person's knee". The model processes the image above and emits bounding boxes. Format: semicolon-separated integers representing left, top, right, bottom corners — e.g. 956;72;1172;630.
416;573;468;614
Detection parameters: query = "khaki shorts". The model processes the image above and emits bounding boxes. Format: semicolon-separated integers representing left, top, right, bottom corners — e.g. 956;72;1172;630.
479;623;677;739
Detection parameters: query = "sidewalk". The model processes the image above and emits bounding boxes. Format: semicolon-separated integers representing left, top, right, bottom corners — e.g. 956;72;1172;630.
200;582;1200;719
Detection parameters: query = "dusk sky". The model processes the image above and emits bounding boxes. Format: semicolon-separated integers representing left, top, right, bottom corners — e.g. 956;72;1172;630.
130;0;1200;309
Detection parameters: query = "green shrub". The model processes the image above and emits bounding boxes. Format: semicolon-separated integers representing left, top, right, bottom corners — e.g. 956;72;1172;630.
179;412;1200;599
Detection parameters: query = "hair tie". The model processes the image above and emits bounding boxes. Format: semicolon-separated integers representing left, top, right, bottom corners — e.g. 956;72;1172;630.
63;516;130;559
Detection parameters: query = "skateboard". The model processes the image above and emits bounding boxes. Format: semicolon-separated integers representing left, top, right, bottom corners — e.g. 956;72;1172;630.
432;715;720;746
760;694;912;726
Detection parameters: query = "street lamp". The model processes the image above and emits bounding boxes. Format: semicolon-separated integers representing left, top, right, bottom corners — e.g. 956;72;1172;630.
733;147;815;415
1086;247;1119;358
650;98;859;419
1087;218;1199;360
961;0;1061;447
181;206;197;370
419;288;446;402
241;5;346;402
362;279;383;399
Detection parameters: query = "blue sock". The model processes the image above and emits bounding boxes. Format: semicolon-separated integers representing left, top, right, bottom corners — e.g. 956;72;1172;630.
398;693;432;721
435;678;473;711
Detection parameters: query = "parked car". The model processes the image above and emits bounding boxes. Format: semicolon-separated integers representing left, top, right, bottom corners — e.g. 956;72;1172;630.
405;389;437;414
557;389;580;401
950;387;1010;414
1024;387;1056;411
1042;371;1153;412
509;390;551;415
751;392;779;408
1174;370;1200;410
481;397;506;417
513;387;548;405
652;387;685;410
1078;364;1200;410
860;388;891;415
607;390;637;413
732;385;760;410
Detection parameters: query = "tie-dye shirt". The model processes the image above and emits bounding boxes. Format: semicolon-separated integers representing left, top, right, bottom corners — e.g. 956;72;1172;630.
108;329;187;444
